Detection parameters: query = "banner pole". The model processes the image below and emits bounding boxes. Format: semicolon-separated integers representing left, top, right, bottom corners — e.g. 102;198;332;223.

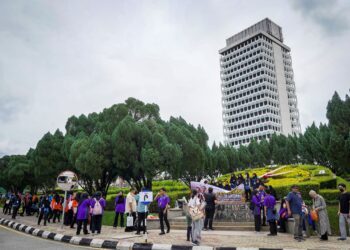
61;190;67;229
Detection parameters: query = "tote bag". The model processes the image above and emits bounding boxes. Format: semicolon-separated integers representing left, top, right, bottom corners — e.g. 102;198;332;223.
189;207;204;221
310;210;318;222
127;215;134;227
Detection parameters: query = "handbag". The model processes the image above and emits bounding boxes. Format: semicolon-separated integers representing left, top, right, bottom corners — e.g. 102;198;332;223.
310;209;318;221
127;215;134;227
189;206;204;221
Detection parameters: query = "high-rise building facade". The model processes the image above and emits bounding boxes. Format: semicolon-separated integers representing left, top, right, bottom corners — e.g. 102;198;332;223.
219;18;301;147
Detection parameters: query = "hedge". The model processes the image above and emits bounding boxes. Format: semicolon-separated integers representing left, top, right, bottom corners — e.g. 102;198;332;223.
105;190;190;212
319;189;340;202
319;178;337;189
274;182;320;201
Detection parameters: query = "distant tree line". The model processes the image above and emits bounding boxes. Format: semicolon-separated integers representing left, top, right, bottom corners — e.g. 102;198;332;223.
0;92;349;194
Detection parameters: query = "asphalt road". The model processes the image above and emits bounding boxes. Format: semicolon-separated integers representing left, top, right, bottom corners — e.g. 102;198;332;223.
0;225;92;250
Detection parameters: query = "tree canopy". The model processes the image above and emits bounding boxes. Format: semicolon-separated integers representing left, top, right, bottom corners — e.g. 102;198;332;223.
0;91;349;194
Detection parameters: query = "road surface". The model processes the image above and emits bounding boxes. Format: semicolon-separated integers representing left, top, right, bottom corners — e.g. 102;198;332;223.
0;225;92;250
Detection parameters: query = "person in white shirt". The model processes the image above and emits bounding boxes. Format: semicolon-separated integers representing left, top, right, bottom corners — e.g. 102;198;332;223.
188;189;205;246
125;188;137;232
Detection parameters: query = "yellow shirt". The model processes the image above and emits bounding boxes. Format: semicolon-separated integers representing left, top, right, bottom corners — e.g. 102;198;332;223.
125;192;136;213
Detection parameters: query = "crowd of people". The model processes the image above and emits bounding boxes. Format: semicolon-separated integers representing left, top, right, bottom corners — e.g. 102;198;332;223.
188;175;350;245
2;181;350;246
2;191;107;235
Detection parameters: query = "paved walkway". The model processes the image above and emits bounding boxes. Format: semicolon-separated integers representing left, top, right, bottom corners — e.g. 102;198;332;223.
2;214;349;249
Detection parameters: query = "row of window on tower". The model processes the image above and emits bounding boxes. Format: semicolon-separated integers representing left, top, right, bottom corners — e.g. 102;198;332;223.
222;49;275;81
230;133;273;146
229;125;281;139
226;91;279;110
221;34;273;57
222;45;274;70
226;100;280;118
227;108;281;124
225;83;279;103
224;72;276;96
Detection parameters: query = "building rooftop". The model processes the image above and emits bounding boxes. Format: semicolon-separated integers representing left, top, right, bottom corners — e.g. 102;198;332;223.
226;18;283;47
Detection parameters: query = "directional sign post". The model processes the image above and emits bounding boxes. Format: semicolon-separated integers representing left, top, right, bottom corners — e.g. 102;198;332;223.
139;190;153;243
57;171;78;229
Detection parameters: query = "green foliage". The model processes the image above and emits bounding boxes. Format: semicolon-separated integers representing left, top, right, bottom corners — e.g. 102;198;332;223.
319;189;340;201
274;182;320;200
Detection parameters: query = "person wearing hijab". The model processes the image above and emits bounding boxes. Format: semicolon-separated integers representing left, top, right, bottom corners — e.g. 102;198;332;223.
309;190;331;240
76;193;91;235
90;191;106;235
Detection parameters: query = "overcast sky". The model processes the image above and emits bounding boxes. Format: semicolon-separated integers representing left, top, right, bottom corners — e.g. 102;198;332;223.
0;0;349;156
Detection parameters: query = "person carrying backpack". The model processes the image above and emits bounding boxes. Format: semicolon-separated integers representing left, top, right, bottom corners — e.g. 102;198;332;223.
11;194;21;219
90;191;106;235
37;196;50;226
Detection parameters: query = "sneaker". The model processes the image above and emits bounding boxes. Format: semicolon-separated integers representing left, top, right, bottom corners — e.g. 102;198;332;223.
337;237;346;241
203;228;208;231
166;229;170;233
209;228;214;230
159;232;165;235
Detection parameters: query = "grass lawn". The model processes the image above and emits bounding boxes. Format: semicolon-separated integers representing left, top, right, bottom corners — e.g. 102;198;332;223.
102;210;117;226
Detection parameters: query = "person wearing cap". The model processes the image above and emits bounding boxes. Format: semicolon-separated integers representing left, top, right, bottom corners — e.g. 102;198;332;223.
286;185;304;241
203;187;217;230
337;183;350;241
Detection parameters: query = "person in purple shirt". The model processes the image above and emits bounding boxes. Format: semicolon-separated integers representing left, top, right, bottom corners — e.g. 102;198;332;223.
251;190;262;232
76;193;91;235
113;191;125;228
154;187;170;235
264;189;277;236
278;198;288;233
258;184;267;226
90;191;106;235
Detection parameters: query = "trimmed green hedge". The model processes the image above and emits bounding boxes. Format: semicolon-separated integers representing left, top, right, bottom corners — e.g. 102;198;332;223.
105;190;190;212
319;178;337;189
274;182;320;201
319;189;340;202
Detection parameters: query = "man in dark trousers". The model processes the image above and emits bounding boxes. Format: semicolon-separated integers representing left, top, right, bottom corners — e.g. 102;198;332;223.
154;187;171;235
337;183;350;241
204;187;217;230
286;185;304;242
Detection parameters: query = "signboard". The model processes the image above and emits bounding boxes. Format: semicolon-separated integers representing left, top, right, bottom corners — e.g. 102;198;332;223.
140;191;153;204
57;171;78;191
190;181;230;194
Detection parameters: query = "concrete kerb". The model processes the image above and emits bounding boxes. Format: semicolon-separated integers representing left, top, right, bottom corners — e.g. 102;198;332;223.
0;217;304;250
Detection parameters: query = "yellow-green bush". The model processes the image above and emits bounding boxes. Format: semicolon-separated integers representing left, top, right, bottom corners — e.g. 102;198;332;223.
319;189;340;202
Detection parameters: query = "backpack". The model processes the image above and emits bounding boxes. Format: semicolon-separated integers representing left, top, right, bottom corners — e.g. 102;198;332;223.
92;199;102;215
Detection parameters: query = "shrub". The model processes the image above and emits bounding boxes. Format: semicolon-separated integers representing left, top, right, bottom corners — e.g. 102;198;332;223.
319;178;337;189
319;189;340;202
274;182;320;201
104;190;190;212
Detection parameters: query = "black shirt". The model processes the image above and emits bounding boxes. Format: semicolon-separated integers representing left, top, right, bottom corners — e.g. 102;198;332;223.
339;192;350;214
204;192;217;209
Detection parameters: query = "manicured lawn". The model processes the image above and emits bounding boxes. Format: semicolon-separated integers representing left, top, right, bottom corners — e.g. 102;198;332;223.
102;210;118;226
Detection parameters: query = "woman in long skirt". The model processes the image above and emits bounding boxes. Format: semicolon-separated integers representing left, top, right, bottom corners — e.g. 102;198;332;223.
309;190;331;240
188;190;205;246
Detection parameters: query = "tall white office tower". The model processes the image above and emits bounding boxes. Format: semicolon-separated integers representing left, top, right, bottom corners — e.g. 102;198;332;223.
219;18;301;147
